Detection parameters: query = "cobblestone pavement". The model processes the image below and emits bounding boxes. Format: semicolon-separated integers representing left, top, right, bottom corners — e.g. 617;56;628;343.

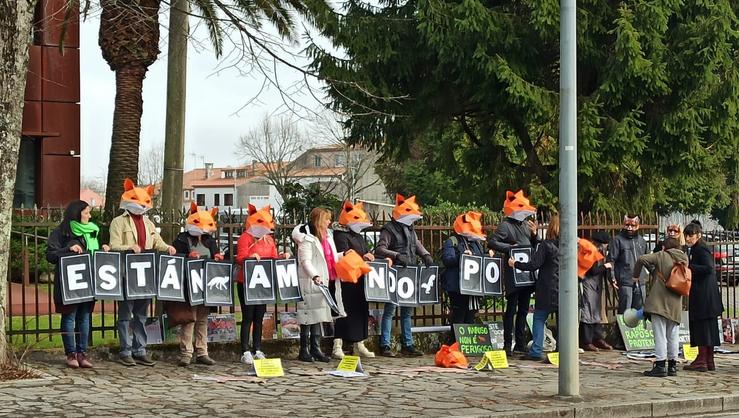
3;347;739;417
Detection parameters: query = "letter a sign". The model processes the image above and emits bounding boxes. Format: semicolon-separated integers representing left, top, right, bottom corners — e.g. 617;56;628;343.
244;260;276;305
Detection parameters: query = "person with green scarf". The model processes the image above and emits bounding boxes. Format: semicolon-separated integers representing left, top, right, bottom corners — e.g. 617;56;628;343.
46;200;109;368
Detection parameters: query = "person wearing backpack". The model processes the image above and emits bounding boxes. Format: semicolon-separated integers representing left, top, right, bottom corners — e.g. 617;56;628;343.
440;211;494;342
632;237;689;377
683;222;723;372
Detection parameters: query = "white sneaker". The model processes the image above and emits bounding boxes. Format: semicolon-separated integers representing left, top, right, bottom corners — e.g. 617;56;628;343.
332;338;345;359
240;351;254;365
254;350;266;360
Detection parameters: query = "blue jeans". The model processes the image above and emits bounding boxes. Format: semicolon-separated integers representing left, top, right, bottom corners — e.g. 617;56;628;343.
529;308;550;358
380;303;414;348
60;302;93;354
117;299;150;357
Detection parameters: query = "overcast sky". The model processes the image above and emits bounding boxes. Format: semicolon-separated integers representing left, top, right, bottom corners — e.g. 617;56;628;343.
79;10;326;182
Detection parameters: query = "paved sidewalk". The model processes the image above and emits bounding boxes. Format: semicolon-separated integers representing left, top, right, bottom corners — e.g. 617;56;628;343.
3;347;739;417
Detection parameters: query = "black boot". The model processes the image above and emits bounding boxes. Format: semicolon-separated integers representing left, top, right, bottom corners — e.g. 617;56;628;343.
667;359;678;376
310;324;330;362
644;360;667;377
503;342;512;356
298;325;313;362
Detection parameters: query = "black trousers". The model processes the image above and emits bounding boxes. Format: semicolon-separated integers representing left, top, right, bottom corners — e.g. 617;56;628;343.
580;323;605;344
504;289;533;349
237;283;267;353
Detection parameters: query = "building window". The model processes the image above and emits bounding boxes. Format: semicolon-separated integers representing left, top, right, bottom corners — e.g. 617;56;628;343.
236;170;246;178
196;194;205;206
224;170;234;178
314;155;322;167
334;154;346;167
214;194;220;206
224;193;233;206
184;191;189;199
13;136;37;208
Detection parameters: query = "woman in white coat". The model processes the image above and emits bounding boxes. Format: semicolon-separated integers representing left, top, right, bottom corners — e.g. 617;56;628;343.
291;207;346;362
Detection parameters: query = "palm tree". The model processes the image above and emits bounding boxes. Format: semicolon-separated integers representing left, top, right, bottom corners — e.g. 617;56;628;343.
97;0;332;218
99;0;161;217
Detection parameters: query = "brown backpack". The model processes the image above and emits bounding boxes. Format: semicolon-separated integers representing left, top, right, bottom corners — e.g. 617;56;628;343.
657;261;692;296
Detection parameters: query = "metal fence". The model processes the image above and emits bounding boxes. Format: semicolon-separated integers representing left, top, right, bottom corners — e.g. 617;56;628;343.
7;207;738;347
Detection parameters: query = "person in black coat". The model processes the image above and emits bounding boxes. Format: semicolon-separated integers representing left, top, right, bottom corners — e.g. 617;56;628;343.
46;200;109;369
488;214;538;355
683;222;723;372
509;215;560;361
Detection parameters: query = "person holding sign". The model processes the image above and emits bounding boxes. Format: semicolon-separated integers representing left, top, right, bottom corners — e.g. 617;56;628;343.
631;238;689;377
375;194;433;357
508;214;559;361
488;190;538;355
171;203;223;367
441;211;493;342
292;208;346;362
683;222;723;372
333;201;382;359
109;178;176;367
235;204;289;365
578;232;614;352
46;200;110;368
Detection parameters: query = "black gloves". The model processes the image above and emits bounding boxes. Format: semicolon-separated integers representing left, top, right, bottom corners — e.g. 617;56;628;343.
422;254;434;267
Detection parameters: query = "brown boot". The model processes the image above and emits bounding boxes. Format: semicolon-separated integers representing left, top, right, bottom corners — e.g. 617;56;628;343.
593;339;613;350
684;346;708;372
66;353;79;369
707;348;716;371
581;343;599;352
76;352;93;368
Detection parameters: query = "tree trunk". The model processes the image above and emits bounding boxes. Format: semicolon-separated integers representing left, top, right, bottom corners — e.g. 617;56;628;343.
103;66;148;218
0;0;37;360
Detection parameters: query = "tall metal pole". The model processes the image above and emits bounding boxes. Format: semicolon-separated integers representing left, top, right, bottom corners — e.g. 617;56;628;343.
160;0;189;242
558;0;579;397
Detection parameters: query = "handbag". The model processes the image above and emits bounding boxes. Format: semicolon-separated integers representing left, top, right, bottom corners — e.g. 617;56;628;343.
657;261;692;296
164;302;196;328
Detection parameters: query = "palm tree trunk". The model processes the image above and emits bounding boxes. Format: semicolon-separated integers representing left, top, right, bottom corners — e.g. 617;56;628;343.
103;66;148;218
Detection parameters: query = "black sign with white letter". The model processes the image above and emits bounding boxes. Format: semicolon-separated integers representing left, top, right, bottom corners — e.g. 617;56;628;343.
482;257;504;296
418;266;439;305
459;254;483;296
93;251;123;301
204;261;233;306
157;255;185;302
187;259;205;305
244;259;276;305
365;261;390;303
396;266;418;307
60;254;94;304
388;268;399;305
125;252;156;300
510;246;535;287
274;259;301;302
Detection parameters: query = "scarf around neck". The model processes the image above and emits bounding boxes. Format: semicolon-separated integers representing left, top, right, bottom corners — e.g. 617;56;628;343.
69;221;100;253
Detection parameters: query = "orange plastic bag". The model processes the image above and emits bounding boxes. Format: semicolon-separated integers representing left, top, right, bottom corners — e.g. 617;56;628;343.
335;249;372;284
434;342;469;369
577;238;605;278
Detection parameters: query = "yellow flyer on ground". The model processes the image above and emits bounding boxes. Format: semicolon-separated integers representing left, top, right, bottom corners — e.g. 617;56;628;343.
337;356;361;372
683;344;698;361
487;350;509;369
474;355;492;371
253;358;284;377
547;352;559;366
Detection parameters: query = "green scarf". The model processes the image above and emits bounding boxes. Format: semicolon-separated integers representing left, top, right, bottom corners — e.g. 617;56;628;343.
70;221;100;253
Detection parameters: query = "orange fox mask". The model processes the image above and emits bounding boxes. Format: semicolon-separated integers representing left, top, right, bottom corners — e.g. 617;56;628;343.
119;178;154;215
453;211;485;241
392;194;422;226
245;204;274;239
339;201;372;233
577;238;605;278
503;190;536;222
185;202;218;236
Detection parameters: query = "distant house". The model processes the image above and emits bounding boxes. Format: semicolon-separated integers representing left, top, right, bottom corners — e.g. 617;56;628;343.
80;189;104;208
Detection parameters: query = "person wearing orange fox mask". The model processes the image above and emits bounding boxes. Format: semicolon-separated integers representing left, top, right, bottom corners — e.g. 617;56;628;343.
488;190;538;356
441;211;494;342
375;194;434;357
109;179;176;367
170;202;223;367
234;204;289;365
332;201;384;359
